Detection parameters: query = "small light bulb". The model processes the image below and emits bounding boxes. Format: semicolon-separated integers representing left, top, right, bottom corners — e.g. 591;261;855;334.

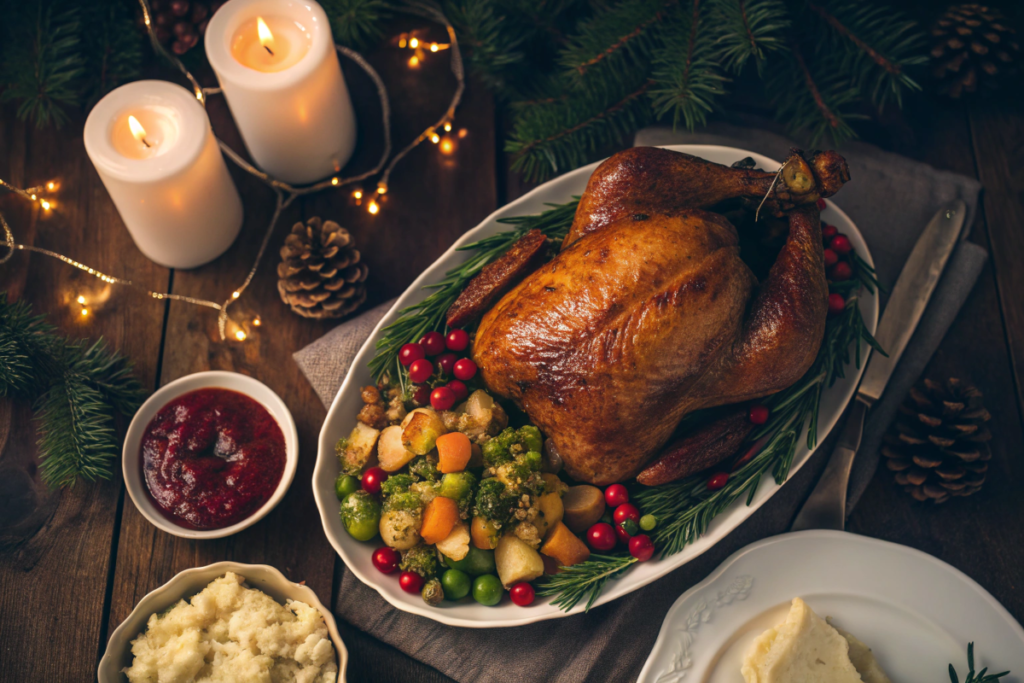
80;308;89;317
439;136;456;155
458;128;469;139
368;201;379;215
77;295;86;305
47;182;56;190
430;43;439;52
331;177;339;186
430;133;440;144
444;122;452;132
235;330;247;341
232;291;240;299
409;37;419;49
252;316;262;327
30;194;36;200
377;183;387;195
353;189;363;200
408;55;420;68
398;33;408;48
40;200;51;210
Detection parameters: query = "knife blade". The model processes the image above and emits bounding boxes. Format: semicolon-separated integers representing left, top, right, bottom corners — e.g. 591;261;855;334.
790;200;967;531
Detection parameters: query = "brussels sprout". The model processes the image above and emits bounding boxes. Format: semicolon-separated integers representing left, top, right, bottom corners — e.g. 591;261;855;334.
422;578;444;606
439;471;478;506
400;544;439;579
340;490;381;541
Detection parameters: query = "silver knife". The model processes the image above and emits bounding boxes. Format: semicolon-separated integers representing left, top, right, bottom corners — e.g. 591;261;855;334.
790;199;967;531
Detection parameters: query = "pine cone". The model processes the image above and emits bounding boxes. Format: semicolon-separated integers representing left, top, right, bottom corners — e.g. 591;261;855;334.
141;0;224;55
930;4;1020;98
882;378;992;503
277;217;369;320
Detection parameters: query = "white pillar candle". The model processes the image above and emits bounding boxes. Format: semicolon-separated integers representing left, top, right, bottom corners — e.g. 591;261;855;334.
205;0;357;185
84;80;244;270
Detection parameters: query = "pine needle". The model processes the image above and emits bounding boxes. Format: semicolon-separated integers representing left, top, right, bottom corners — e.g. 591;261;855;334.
708;0;789;75
948;643;1010;683
322;0;395;49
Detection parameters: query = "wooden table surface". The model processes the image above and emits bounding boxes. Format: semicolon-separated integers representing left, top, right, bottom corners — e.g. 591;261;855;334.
2;27;1023;683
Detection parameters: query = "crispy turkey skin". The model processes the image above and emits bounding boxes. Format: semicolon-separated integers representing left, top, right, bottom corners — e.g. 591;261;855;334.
471;147;844;484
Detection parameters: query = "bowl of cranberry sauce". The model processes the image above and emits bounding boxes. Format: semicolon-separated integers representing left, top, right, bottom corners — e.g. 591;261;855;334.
123;372;298;539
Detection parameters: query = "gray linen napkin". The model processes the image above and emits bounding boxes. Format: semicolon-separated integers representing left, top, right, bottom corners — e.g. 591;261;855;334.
294;124;987;683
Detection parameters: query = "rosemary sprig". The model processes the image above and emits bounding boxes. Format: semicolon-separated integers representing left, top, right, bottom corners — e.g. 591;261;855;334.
949;643;1010;683
535;554;638;611
367;199;579;383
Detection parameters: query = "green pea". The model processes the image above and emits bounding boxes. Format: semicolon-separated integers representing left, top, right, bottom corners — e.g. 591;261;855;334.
443;553;470;573
335;474;359;500
640;514;657;531
340;490;381;542
472;574;503;606
462;546;497;576
441;569;471;600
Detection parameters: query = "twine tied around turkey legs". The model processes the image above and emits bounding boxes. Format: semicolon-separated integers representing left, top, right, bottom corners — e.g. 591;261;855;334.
0;0;464;340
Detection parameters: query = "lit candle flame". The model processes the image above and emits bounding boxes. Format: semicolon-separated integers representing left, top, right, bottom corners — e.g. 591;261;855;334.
257;17;275;55
128;115;151;148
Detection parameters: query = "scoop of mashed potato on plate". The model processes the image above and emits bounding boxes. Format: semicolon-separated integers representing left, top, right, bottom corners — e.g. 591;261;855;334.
741;597;891;683
124;572;337;683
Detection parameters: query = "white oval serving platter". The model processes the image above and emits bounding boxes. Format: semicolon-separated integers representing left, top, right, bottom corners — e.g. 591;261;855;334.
313;145;879;627
638;530;1024;683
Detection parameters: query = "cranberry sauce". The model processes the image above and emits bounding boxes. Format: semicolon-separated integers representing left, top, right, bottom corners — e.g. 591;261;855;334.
140;387;286;530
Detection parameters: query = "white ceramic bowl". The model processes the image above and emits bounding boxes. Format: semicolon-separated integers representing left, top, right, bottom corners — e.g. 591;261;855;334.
123;370;298;539
98;561;348;683
314;145;878;627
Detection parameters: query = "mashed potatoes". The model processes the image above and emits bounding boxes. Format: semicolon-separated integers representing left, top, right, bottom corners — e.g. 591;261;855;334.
124;573;337;683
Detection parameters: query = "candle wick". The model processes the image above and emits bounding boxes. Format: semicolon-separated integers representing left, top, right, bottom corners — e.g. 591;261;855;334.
141;137;151;148
264;45;274;56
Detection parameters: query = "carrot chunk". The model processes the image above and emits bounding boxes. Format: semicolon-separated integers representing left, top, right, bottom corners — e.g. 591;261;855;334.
420;496;460;545
436;432;472;473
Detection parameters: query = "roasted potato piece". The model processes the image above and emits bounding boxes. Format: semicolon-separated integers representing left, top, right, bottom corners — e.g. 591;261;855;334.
534;490;564;540
377;425;417;472
562;485;606;533
495;534;545;588
337;422;380;474
379;509;421;550
435;521;471;561
540;521;591;568
402;410;447;455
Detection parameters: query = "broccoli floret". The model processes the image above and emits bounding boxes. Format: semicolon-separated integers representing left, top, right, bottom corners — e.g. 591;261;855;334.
473;477;516;524
482;426;545;470
400;544;438;579
519;425;543;453
408;455;440;482
381;473;415;497
384;491;423;513
482;428;517;466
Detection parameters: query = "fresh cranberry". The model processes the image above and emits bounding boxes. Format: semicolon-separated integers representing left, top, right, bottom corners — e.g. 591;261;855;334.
362;467;388;495
587;522;617;551
446;329;470;352
373;547;400;574
748;404;769;425
408;358;433;384
707;472;729;491
430;386;456;411
419;331;446;356
447;379;469;402
435;353;457;376
629;534;655;561
822;224;838;241
412;385;431;406
510;582;535;606
816;198;827;210
399;343;425;367
604;484;629;508
830;234;853;255
823;248;838;268
830;262;853;281
453;358;478;381
399;571;424;594
828;293;846;316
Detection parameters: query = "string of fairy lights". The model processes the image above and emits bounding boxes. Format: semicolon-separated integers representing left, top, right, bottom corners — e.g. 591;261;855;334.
0;0;465;341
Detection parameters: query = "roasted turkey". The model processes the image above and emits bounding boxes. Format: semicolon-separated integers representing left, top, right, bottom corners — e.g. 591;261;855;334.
464;147;850;485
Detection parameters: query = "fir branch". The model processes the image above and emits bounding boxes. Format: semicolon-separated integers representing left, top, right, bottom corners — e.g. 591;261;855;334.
506;69;655;182
322;0;395;49
535;554;637;611
0;0;85;128
442;0;528;97
80;0;143;108
765;41;863;146
806;0;926;108
949;643;1010;683
559;0;672;79
649;0;728;130
0;294;144;488
708;0;789;74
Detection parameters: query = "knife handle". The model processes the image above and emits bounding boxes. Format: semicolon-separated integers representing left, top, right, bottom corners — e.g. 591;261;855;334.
790;398;869;532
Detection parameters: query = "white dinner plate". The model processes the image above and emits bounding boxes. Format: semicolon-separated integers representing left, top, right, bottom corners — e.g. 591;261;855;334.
639;530;1024;683
313;145;880;627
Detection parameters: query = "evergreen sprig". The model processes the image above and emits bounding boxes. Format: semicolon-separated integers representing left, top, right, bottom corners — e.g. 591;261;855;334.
322;0;396;49
0;0;142;128
709;0;789;75
0;293;144;488
535;554;637;611
949;643;1010;683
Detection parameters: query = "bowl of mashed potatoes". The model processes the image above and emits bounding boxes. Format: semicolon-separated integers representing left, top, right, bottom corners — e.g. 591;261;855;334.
98;562;346;683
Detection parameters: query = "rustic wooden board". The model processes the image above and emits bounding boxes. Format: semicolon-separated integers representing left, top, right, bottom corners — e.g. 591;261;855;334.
0;107;167;681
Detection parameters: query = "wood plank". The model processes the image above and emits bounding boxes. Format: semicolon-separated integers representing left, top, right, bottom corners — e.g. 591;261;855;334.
967;92;1024;427
0;105;167;680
